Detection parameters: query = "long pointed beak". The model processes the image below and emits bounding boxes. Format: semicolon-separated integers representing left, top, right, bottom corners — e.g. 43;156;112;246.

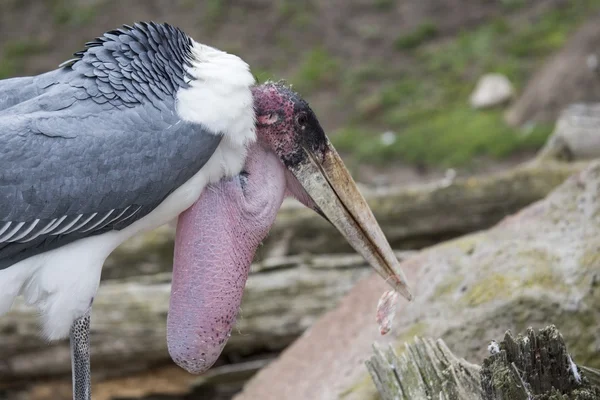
289;141;413;301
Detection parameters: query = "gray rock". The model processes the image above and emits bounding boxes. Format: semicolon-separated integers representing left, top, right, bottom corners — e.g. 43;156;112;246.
538;103;600;161
469;74;514;109
234;161;600;400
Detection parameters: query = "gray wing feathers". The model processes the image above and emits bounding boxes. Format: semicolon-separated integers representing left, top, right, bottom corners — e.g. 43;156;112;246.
0;23;224;268
1;92;220;219
0;75;222;268
0;76;37;112
0;70;69;113
0;206;139;244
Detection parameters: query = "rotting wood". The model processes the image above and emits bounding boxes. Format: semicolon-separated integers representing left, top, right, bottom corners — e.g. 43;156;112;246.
366;338;482;400
481;326;600;400
367;325;600;400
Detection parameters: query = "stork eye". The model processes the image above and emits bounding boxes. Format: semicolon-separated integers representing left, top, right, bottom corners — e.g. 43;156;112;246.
239;170;249;190
295;113;308;128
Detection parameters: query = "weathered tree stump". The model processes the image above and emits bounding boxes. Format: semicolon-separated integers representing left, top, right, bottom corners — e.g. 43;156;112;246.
366;338;482;400
367;326;600;400
481;326;600;400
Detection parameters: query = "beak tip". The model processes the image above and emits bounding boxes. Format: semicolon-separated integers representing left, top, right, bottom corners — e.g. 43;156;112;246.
399;286;414;302
387;268;413;301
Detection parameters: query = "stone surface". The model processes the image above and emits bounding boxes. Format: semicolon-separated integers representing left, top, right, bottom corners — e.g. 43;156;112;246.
235;161;600;400
469;73;514;109
537;103;600;161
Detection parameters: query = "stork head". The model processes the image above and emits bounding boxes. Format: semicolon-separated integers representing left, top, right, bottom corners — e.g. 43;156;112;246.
167;82;411;375
252;82;411;299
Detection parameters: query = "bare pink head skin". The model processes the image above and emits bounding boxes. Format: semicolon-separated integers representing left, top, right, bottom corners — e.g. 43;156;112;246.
167;83;412;374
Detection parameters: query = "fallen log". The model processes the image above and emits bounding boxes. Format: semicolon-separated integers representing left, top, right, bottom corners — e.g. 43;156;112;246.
0;252;411;383
367;326;600;400
1;359;275;400
101;160;587;281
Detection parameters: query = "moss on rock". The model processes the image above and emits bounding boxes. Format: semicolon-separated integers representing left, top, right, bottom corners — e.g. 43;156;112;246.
340;162;600;398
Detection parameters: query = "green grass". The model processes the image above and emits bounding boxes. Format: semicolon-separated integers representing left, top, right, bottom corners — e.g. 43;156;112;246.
328;0;600;168
333;108;552;167
506;7;586;59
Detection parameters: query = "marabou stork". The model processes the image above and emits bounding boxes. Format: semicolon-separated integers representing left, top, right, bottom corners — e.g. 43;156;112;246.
0;22;412;399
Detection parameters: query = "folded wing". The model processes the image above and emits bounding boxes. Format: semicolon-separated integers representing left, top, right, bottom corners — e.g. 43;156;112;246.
0;69;221;269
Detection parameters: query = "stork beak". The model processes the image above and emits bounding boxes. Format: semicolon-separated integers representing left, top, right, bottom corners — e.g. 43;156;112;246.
288;141;413;301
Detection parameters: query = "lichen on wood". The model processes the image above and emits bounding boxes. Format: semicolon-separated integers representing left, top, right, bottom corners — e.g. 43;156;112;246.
366;337;481;400
481;326;600;400
367;326;600;400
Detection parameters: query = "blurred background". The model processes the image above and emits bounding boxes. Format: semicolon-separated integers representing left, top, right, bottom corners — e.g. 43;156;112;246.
1;0;600;399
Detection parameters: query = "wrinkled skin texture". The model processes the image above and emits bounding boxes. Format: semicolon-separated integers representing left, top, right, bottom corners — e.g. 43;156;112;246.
167;83;324;374
167;83;411;374
167;143;289;373
252;83;328;169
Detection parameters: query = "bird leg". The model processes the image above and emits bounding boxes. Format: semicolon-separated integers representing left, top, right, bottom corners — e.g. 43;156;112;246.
70;310;91;400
